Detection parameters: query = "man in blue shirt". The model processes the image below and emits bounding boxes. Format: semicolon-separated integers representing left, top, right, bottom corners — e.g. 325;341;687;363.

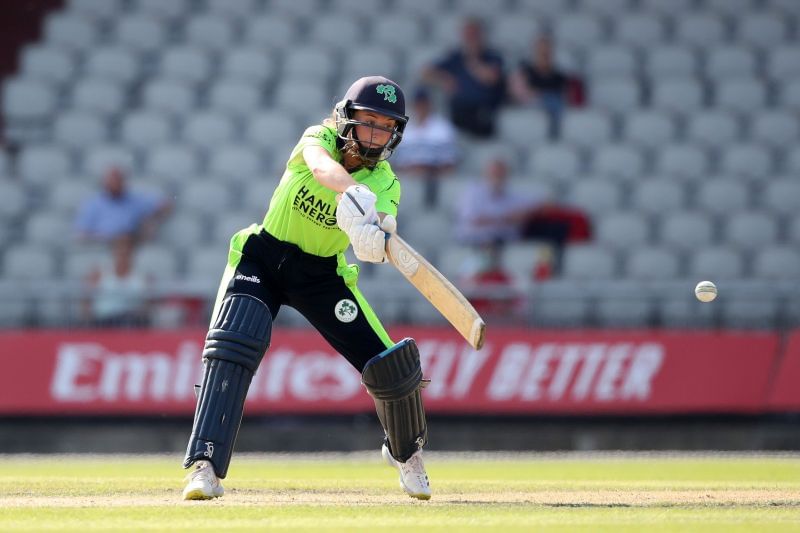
74;166;172;242
423;17;505;138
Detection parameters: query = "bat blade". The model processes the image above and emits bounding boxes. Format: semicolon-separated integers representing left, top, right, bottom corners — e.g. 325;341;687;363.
386;233;486;349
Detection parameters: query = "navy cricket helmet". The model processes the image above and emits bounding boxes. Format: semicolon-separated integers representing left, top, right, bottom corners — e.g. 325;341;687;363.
334;76;408;165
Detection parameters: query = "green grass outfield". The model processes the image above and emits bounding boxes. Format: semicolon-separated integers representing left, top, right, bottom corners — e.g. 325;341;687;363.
1;452;799;532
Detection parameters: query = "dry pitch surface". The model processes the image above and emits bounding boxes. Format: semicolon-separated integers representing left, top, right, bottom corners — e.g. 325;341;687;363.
1;452;799;531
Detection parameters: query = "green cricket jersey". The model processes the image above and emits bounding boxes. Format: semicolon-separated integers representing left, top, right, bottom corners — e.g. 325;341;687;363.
262;124;401;257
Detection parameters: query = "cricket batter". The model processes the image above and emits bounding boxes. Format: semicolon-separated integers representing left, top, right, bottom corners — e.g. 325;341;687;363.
182;77;431;501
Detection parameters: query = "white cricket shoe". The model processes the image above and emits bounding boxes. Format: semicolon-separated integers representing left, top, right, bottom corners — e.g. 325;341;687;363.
182;460;224;500
382;443;431;500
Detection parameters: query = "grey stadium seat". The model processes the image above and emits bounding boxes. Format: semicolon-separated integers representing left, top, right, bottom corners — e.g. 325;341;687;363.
182;113;236;149
579;0;633;16
209;80;261;118
714;78;767;114
695;179;749;216
120;112;173;149
208;145;262;182
659;211;714;252
142;79;196;116
68;0;124;21
554;14;605;50
158;212;207;250
705;0;756;15
20;45;75;86
675;13;727;48
707;47;757;79
785;147;800;174
205;0;258;19
341;49;402;85
531;281;591;327
777;79;800;112
613;13;667;48
18;145;71;184
595;212;650;251
267;0;323;17
561;111;613;147
586;46;637;77
655;144;710;181
721;298;779;329
158;46;212;86
646;46;698;79
688;247;745;280
308;16;364;51
246;110;301;147
2;245;58;280
767;46;800;81
497;108;549;149
753;247;800;281
640;0;694;14
274;82;330;116
176;180;232;215
651;78;704;114
282;48;337;82
210;212;258;246
625;247;680;280
244;16;297;50
44;13;99;52
131;0;190;20
53;111;109;149
738;14;788;48
567;179;622;217
47;180;94;215
762;179;800;216
561;245;617;280
82;144;135;178
590;78;641;113
595;287;653;328
491;17;543;53
84;47;141;85
132;244;180;277
724;211;779;251
623;111;677;148
183;15;235;52
720;143;773;181
750;112;800;148
2;77;56;123
372;15;426;51
686;110;739;149
69;78;125;116
632;179;685;215
221;48;276;84
0;180;28;219
114;16;167;53
145;144;200;181
594;145;645;182
24;212;72;248
528;144;581;183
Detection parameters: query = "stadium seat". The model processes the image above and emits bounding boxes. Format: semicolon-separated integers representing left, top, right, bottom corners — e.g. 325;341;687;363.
82;144;136;178
777;78;800;112
2;77;57;126
707;47;757;79
567;179;622;216
246;110;302;147
145;144;200;181
528;144;581;183
651;78;704;114
737;14;788;48
554;14;605;50
750;112;799;148
675;13;727;48
209;80;262;118
131;0;190;20
244;15;298;49
341;49;402;85
158;46;213;86
20;45;75;87
208;144;262;182
578;0;632;16
490;16;542;53
221;47;276;84
308;15;364;51
623;111;677;148
68;0;124;21
176;179;232;215
205;0;258;19
24;212;72;248
157;212;207;251
84;47;141;85
613;13;666;48
714;78;767;114
646;46;698;79
595;291;653;328
724;211;779;251
497;108;549;149
2;245;59;280
594;211;650;250
655;144;710;181
631;179;685;215
593;145;645;182
0;180;28;219
133;244;180;277
183;15;235;52
69;78;125;117
640;0;694;14
47;180;94;215
282;48;337;82
267;0;324;16
625;247;680;280
561;110;613;147
720;143;773;181
114;16;167;53
120;112;173;149
18;145;71;184
561;245;617;280
53;111;109;149
209;212;259;246
659;211;714;252
274;81;330;116
721;298;779;329
686;110;739;149
586;46;637;77
762;179;800;216
182;113;236;149
695;179;750;216
705;0;756;15
590;78;641;113
753;247;800;281
767;45;800;80
142;79;196;116
44;13;98;51
688;247;745;280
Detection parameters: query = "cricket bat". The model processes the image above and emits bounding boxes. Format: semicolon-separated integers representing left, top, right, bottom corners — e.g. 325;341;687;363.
385;233;486;350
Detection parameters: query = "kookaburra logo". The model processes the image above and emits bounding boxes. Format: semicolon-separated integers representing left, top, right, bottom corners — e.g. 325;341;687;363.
203;441;214;458
376;84;397;103
335;299;358;323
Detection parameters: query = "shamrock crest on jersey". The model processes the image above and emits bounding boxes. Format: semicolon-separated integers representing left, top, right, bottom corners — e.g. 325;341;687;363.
335;299;358;323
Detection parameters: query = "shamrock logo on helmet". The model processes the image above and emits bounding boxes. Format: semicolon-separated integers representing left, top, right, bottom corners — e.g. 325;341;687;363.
376;84;397;104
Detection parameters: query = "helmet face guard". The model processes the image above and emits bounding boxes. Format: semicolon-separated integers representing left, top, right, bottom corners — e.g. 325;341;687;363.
333;76;409;166
334;100;408;165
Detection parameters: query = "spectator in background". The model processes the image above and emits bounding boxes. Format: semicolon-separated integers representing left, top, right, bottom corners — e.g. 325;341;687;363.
74;166;172;243
423;17;505;138
82;235;152;327
508;35;570;139
392;87;459;207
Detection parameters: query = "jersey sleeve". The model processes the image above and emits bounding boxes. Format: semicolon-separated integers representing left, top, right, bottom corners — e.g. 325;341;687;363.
372;164;401;218
287;125;340;168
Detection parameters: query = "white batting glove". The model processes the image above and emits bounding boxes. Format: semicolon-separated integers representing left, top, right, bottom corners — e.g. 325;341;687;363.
336;184;377;234
349;223;387;263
